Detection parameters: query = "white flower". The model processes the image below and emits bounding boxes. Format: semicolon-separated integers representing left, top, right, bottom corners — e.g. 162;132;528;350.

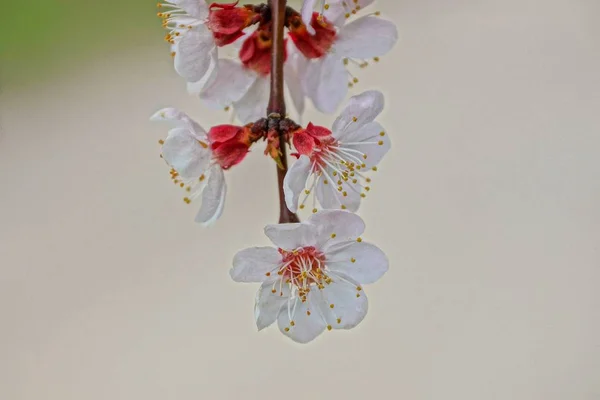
290;1;398;113
230;210;388;343
150;107;227;226
284;90;390;213
158;0;219;87
195;42;306;124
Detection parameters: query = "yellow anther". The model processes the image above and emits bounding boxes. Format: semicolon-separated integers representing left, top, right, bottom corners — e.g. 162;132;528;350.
198;140;208;149
352;179;358;184
305;189;310;195
327;325;333;331
341;205;347;210
351;258;356;263
337;318;342;324
343;58;349;65
372;166;378;171
356;293;361;298
186;186;191;192
343;191;348;197
331;233;337;238
290;321;295;326
378;140;384;145
158;139;165;145
374;57;380;62
380;131;385;136
312;208;318;213
324;4;330;9
224;106;230;112
324;179;328;185
284;327;290;332
180;182;184;188
357;237;363;242
307;310;311;316
361;193;366;198
352;116;358;122
265;272;271;277
375;11;381;16
183;197;191;204
366;178;372;183
357;286;362;291
271;289;276;294
365;187;371;191
299;204;305;210
330;304;335;309
353;77;359;83
170;51;176;58
363;154;368;159
199;174;205;181
345;13;350;18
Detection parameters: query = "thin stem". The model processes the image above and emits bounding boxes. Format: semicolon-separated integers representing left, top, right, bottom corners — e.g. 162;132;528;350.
268;0;300;224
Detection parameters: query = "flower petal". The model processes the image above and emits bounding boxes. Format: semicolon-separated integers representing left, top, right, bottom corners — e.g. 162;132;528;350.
284;46;309;120
307;210;365;249
264;222;317;251
230;247;282;283
174;25;216;82
304;53;348;114
332;90;384;139
195;166;227;226
199;59;257;108
313;277;368;330
150;108;207;138
162;127;211;179
171;0;209;20
186;52;218;95
341;121;390;168
323;0;375;27
284;155;312;213
277;292;327;343
336;16;398;59
315;167;362;212
300;0;318;34
234;76;270;124
326;241;389;284
255;278;290;330
293;130;316;156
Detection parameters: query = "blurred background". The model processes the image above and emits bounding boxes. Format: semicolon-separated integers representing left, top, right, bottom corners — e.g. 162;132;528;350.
1;0;599;399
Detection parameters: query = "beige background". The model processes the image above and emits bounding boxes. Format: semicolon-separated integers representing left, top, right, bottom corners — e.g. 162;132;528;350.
1;0;599;399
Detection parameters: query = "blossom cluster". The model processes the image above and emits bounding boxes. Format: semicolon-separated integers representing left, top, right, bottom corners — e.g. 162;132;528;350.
151;0;398;343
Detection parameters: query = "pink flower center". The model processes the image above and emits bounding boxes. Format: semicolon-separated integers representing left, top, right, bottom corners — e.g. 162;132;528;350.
277;246;330;301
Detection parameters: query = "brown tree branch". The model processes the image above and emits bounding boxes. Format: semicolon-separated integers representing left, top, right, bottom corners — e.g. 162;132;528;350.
268;0;300;224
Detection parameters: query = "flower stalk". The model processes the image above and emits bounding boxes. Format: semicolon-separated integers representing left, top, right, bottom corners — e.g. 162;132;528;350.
268;0;300;224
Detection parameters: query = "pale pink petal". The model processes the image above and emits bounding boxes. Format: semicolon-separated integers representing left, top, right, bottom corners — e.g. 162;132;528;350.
264;223;317;251
170;0;209;20
234;76;270;124
174;25;216;82
199;59;257;109
300;0;318;34
150;108;207;138
312;277;368;329
277;292;327;343
341;121;390;168
161;127;211;179
304;53;348;114
195;166;226;226
230;247;282;283
307;210;365;249
332;90;384;139
284;156;312;213
326;241;389;284
315;167;362;212
255;279;290;330
336;16;398;59
323;0;375;27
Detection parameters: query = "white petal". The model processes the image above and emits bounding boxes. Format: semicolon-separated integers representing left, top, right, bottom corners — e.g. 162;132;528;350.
315;167;362;212
162;127;211;179
186;51;218;95
341;121;390;168
277;293;327;343
284;156;312;213
151;107;207;137
332;90;384;138
284;46;309;120
323;0;375;27
230;247;282;283
300;0;317;34
195;166;226;226
264;222;317;251
234;77;270;124
174;25;216;82
304;53;348;114
171;0;209;20
307;210;365;249
313;277;368;330
255;279;290;331
326;241;389;284
199;59;257;108
336;16;398;59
